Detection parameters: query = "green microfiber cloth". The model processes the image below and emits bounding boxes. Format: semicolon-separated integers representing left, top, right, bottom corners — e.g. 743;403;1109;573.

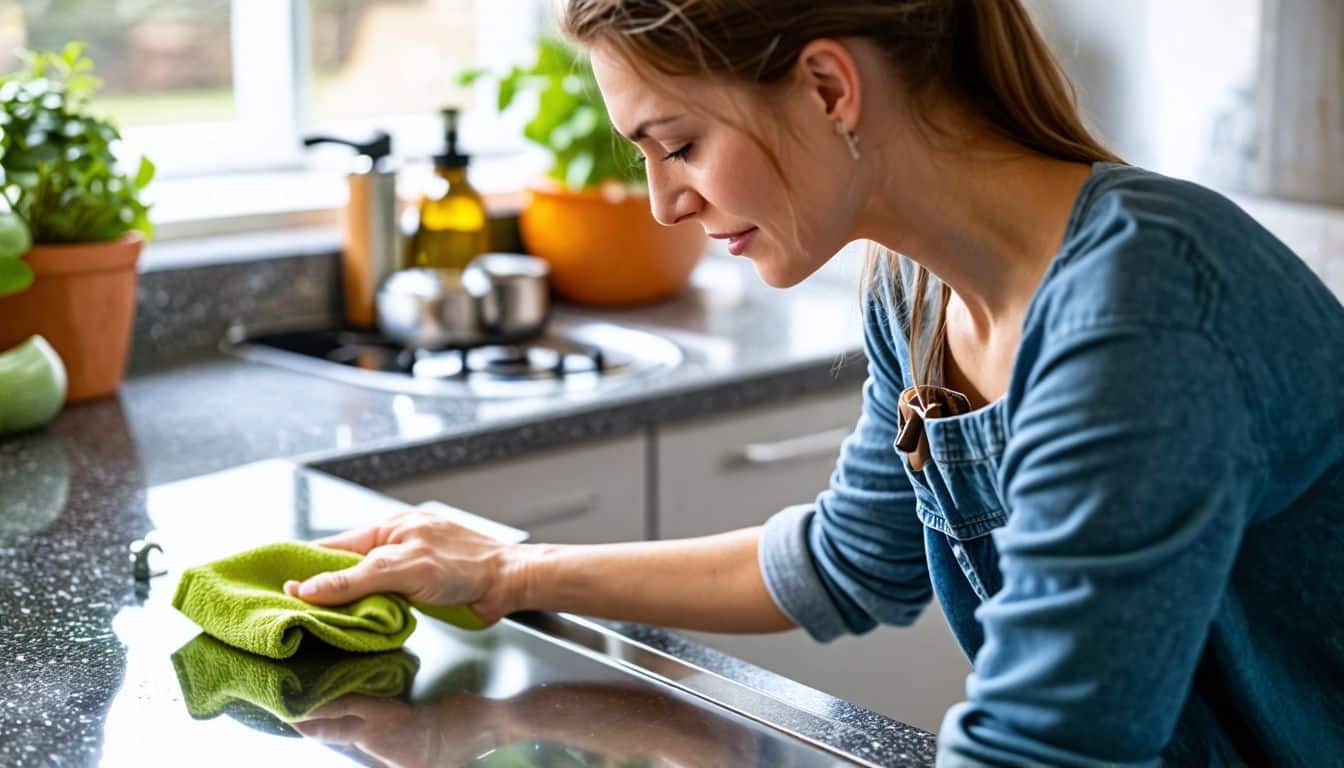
170;632;419;733
172;540;485;659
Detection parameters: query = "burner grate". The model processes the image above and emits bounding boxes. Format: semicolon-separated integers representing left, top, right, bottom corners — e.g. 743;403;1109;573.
410;338;615;381
224;321;682;399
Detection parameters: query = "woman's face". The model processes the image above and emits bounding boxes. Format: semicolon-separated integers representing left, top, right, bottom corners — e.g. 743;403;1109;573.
590;44;861;288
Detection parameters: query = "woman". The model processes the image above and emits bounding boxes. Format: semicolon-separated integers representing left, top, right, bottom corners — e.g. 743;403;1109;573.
287;1;1344;764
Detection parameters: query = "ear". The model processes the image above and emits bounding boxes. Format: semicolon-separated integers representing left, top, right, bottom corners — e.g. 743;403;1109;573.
794;38;863;133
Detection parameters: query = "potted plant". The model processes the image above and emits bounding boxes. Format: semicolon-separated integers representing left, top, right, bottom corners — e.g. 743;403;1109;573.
0;42;154;403
458;36;706;306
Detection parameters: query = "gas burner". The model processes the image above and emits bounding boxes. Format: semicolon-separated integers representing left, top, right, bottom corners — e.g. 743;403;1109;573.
408;336;618;383
223;319;683;399
468;345;564;377
431;338;610;377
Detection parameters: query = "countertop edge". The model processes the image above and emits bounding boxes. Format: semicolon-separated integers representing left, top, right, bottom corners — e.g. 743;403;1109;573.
303;350;867;487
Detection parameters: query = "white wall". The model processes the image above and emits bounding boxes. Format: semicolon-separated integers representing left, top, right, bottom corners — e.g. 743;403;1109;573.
1024;0;1261;183
1023;0;1343;300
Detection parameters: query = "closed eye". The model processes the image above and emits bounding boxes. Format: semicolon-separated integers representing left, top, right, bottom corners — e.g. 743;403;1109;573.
663;143;693;163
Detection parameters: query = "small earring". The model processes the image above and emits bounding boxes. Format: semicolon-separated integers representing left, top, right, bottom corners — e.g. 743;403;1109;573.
833;118;861;161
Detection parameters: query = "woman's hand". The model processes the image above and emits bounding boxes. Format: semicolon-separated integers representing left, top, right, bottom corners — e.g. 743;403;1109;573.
282;507;531;625
294;684;749;767
293;693;511;768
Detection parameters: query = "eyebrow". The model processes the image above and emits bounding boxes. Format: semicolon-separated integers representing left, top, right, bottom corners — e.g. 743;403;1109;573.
620;114;684;142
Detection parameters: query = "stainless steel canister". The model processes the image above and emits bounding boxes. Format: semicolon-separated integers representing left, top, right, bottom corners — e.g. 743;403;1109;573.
303;131;404;329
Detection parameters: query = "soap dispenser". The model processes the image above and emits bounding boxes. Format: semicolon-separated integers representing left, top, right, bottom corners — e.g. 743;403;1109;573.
408;107;489;270
302;130;404;329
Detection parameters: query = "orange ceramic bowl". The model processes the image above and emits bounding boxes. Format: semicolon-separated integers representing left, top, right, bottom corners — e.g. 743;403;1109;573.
519;180;707;307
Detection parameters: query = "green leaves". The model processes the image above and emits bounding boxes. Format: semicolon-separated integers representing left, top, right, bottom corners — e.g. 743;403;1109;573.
496;66;523;112
459;36;646;192
0;257;33;298
0;40;153;245
0;210;32;298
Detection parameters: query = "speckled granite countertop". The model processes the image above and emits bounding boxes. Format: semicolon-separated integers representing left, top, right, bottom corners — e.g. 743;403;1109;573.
0;253;938;767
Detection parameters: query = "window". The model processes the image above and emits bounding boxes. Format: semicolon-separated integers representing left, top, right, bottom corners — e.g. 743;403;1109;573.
303;0;552;163
1;0;236;126
1;0;551;237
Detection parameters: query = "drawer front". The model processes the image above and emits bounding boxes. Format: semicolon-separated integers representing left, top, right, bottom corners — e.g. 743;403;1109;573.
377;433;646;544
657;390;863;539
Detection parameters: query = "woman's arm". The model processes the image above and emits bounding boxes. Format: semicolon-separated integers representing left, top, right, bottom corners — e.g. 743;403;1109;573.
284;511;795;634
295;682;760;767
937;320;1262;767
515;526;795;633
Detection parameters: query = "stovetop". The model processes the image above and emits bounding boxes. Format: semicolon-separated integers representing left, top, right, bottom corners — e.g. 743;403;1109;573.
221;319;686;400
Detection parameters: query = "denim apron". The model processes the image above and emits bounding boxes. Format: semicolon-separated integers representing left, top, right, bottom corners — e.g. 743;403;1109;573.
883;259;1013;661
899;394;1010;660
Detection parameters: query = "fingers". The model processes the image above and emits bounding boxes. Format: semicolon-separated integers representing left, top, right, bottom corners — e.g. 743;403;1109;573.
310;508;424;553
303;695;402;722
311;525;386;555
291;715;363;744
284;544;410;605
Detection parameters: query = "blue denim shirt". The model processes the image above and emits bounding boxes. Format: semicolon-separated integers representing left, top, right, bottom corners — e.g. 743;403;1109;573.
759;163;1344;766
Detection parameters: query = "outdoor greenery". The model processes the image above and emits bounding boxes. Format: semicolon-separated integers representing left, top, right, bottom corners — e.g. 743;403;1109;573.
458;36;646;192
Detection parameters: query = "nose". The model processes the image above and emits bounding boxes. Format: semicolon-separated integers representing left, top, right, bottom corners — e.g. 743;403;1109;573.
647;170;701;227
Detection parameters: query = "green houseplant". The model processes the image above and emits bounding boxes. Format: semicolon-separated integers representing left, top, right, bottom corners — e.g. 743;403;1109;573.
0;42;155;403
458;36;644;192
458;36;706;307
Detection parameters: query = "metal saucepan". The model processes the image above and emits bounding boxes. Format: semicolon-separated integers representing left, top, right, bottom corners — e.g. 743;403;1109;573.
470;252;551;342
375;253;550;349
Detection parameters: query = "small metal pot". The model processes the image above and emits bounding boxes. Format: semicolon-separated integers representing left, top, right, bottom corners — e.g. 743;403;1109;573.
375;253;550;349
470;253;551;343
375;267;492;349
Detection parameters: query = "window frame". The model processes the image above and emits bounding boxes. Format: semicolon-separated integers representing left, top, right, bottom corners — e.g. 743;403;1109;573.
108;0;550;239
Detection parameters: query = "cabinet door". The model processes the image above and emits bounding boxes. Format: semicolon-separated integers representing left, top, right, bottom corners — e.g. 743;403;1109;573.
657;391;970;733
658;390;863;539
376;433;646;545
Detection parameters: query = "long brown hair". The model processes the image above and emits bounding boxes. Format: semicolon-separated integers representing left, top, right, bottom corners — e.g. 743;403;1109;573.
559;0;1122;389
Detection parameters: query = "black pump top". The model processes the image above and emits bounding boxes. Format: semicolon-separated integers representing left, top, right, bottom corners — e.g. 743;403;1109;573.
433;107;470;170
303;130;393;162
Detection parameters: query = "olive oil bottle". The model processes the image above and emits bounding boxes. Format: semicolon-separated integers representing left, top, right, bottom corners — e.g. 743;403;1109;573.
408;107;488;269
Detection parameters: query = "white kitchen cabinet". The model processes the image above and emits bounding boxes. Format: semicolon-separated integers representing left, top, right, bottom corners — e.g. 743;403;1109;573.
657;391;971;733
377;433;647;544
658;390;863;538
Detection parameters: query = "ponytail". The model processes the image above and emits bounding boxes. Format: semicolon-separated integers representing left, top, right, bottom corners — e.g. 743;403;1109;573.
874;1;1122;390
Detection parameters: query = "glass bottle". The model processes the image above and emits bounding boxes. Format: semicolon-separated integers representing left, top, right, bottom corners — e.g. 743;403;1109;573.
408;107;488;269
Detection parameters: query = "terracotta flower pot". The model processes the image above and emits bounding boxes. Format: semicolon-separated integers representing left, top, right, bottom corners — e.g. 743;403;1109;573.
0;232;144;403
519;180;707;306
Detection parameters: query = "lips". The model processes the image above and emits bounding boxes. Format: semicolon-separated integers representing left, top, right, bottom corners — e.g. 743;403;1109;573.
707;225;760;256
708;226;756;239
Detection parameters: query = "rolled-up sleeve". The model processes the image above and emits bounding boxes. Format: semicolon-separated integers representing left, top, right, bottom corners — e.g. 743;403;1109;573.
937;322;1261;766
759;292;933;642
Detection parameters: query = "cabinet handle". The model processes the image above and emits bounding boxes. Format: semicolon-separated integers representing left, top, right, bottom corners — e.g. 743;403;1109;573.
519;493;598;529
733;427;851;467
